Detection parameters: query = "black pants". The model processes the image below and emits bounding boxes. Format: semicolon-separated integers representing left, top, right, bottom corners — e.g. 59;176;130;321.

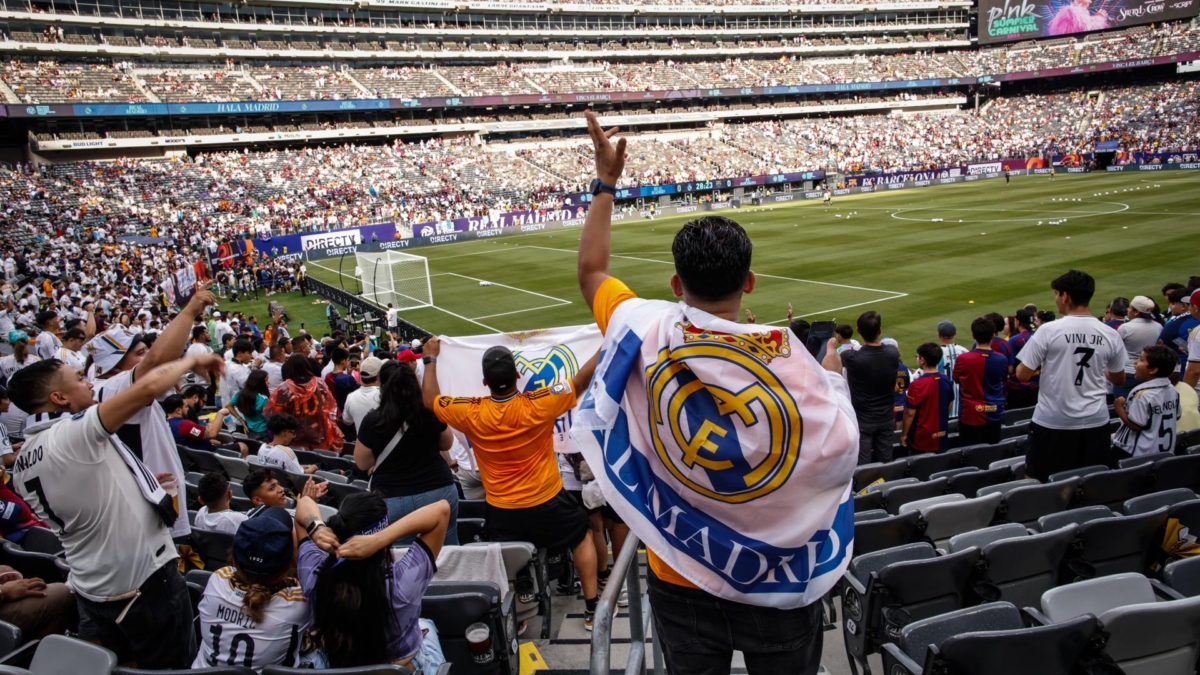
1024;422;1113;481
648;572;822;675
857;420;895;465
959;422;1002;447
1007;388;1038;411
77;561;196;669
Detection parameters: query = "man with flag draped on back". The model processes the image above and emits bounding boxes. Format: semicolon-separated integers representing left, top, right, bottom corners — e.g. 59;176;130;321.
571;111;859;675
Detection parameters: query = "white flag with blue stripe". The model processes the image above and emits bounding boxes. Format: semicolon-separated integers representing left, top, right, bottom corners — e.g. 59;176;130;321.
572;298;860;609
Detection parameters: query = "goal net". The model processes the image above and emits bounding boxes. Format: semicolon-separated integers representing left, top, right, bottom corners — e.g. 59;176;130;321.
355;250;434;311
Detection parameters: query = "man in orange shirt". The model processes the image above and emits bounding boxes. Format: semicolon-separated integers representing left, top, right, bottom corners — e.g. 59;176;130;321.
574;112;856;675
421;338;603;629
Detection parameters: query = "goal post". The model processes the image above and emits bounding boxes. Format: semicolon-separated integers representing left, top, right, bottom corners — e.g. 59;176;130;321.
355;250;434;311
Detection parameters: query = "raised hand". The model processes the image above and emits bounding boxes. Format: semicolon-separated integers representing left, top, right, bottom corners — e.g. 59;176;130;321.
585;111;627;185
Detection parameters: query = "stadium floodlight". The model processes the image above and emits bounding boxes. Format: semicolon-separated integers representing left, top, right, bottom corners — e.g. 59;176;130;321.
355;250;433;311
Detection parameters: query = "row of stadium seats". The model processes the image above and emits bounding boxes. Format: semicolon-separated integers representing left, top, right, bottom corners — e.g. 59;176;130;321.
2;22;1197;104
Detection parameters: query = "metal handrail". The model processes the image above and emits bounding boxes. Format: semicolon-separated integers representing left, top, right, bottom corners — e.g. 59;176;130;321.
589;533;661;675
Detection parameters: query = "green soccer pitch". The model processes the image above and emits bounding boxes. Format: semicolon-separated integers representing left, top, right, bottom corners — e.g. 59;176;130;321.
304;170;1200;351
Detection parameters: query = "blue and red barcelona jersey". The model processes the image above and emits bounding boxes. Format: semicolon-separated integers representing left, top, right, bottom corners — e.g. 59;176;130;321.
954;348;1009;426
894;362;911;423
989;336;1012;361
1007;330;1038;391
905;372;953;453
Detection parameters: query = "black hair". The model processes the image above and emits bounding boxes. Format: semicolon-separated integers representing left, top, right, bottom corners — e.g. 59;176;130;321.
788;319;810;345
35;310;57;327
330;348;349;365
236;371;270;418
1015;308;1035;329
312;491;396;668
856;311;882;342
161;394;186;415
291;335;310;350
266;413;299;435
370;363;423;442
242;469;273;500
1142;345;1179;379
1038;310;1056;324
232;339;254;356
1163;282;1186;296
1050;270;1096;308
197;472;230;505
970;317;996;345
0;385;8;401
1168;288;1190;305
62;327;86;341
984;312;1005;336
192;325;207;341
835;324;854;340
182;384;208;400
916;342;943;368
1109;297;1129;318
1189;276;1200;291
281;353;314;383
670;216;753;301
7;359;66;412
221;334;235;346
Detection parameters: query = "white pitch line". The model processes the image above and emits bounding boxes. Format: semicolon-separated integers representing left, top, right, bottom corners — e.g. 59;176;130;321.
427;304;501;333
471;302;573;321
760;294;910;325
520;246;906;296
443;272;572;305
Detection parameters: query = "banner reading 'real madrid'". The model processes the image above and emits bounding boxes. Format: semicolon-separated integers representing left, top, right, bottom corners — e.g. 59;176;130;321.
436;325;602;454
980;0;1198;45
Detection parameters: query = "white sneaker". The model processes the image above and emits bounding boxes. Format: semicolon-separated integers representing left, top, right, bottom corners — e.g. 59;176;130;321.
617;588;628;608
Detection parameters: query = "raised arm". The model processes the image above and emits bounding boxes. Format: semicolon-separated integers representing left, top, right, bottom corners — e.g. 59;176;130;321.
98;354;225;434
336;499;451;561
577;111;627;310
421;336;442;409
135;280;215;378
570;350;600;398
82;302;96;339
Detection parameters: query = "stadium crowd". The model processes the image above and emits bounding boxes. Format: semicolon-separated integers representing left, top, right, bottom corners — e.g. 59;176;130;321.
3;22;1199;104
0;106;1195;674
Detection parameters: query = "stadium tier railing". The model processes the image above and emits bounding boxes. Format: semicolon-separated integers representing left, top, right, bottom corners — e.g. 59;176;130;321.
591;532;663;675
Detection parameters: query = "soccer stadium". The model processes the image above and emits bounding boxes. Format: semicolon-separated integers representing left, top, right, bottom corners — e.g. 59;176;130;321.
2;0;1200;670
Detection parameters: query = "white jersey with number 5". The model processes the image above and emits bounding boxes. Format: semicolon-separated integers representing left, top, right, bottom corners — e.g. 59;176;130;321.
1113;379;1179;456
193;566;311;671
1017;314;1126;429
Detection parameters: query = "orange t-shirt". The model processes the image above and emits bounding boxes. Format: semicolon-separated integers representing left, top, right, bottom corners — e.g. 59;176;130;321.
590;277;697;590
433;385;576;509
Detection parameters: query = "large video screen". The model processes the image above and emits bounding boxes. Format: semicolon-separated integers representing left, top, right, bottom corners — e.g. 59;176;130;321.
979;0;1199;45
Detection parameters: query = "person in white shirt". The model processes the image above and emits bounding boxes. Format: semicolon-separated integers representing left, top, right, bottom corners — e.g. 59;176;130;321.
193;472;249;536
213;314;233;347
1116;295;1165;399
192;506;312;671
7;347;224;668
91;284;218;545
57;328;89;374
262;342;287;393
32;311;61;362
0;294;15;357
222;340;254;407
386;303;399;339
341;356;383;433
257;414;318;475
1181;292;1200;411
0;331;39;384
1113;345;1180;458
1017;270;1127;480
937;320;969;418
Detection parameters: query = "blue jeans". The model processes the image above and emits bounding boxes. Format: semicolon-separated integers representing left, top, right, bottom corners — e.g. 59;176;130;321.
300;619;445;673
386;484;459;547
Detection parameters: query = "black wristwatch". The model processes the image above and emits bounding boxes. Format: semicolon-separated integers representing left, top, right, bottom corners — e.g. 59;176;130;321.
590;178;617;197
423;356;437;365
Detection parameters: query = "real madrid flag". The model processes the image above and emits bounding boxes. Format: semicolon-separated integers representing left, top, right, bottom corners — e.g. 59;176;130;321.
572;299;859;609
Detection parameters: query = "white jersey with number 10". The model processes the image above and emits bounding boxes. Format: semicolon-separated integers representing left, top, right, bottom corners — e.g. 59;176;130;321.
193;567;312;671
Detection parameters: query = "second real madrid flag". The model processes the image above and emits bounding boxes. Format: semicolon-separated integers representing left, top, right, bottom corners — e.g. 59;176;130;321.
572;299;860;609
436;324;603;454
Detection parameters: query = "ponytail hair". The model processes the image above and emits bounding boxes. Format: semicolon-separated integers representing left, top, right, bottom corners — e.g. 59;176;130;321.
311;491;396;668
235;567;297;625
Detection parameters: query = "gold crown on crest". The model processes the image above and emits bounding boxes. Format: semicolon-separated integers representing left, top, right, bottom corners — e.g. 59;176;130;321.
675;321;791;364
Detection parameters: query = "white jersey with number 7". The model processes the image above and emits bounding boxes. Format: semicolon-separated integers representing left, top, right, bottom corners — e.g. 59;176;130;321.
1016;314;1126;430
